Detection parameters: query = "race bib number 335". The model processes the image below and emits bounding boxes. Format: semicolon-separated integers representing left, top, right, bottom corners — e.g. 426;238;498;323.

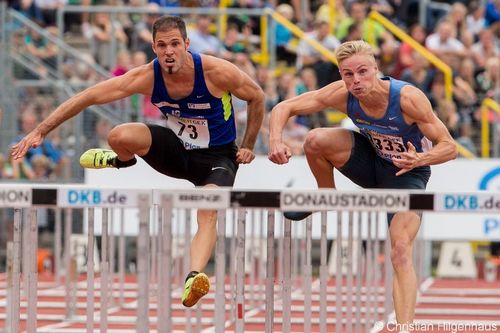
165;114;210;149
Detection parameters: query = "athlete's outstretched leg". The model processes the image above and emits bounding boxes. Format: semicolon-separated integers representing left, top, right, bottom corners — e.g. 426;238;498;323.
182;184;218;307
389;212;421;324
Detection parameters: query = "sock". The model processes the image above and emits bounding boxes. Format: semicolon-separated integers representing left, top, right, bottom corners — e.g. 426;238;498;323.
114;157;137;169
185;271;199;283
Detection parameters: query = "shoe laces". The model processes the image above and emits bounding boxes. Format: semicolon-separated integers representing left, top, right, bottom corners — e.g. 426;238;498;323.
98;151;115;167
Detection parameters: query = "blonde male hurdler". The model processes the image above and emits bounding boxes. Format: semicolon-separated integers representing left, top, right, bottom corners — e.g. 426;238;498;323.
268;40;457;326
12;15;265;308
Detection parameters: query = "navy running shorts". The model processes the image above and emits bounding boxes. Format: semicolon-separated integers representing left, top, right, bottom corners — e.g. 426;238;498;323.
141;125;239;187
338;131;431;224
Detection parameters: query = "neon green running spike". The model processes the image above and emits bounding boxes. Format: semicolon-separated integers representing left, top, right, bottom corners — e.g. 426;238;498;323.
79;149;117;169
182;272;210;307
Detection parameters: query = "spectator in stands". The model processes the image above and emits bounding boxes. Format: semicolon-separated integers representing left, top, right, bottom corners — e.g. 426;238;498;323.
336;1;395;50
471;28;499;70
453;62;478;120
296;19;340;88
484;0;500;28
34;0;65;27
227;0;262;36
455;122;478;156
11;0;44;26
376;38;399;77
425;20;466;72
456;58;479;98
84;11;128;69
221;24;256;78
128;51;161;124
255;65;279;111
273;3;297;66
476;56;500;102
393;23;427;79
30;154;53;180
275;70;296;106
131;3;159;62
315;0;347;30
340;22;363;43
66;53;100;85
3;152;34;179
466;0;486;41
400;52;435;103
12;108;64;176
222;23;247;54
441;2;468;42
111;49;132;77
188;15;225;57
294;67;327;128
435;98;459;138
85;117;113;150
269;0;312;24
24;26;58;70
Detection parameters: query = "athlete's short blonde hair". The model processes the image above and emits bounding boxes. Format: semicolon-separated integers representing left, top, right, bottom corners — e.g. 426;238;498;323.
335;40;376;65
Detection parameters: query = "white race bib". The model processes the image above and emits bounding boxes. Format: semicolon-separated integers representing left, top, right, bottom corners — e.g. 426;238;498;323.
165;114;210;149
366;130;406;160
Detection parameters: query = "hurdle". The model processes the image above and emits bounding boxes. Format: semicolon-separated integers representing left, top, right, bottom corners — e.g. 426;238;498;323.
0;185;498;332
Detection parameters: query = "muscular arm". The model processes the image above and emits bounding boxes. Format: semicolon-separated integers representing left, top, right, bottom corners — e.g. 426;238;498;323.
11;64;153;159
210;59;265;148
268;81;347;164
394;86;458;174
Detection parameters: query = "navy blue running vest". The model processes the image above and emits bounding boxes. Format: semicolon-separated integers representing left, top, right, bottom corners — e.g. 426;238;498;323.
347;76;432;163
150;52;236;149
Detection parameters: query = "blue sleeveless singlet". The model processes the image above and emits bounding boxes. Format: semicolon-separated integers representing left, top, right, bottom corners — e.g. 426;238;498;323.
150;52;236;149
346;76;432;163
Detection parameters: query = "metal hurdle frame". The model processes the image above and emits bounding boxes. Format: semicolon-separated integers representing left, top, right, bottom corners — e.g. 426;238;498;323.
1;185;497;333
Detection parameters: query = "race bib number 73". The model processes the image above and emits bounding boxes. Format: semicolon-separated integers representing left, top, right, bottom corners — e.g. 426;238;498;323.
165;114;210;149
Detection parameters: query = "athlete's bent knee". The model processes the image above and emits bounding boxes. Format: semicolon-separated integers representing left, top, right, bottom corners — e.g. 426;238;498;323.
303;129;326;155
107;126;131;148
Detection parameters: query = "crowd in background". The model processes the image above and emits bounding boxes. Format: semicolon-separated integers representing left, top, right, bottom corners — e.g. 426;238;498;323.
2;0;500;182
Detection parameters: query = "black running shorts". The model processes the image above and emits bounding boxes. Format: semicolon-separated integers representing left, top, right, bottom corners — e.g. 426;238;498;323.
141;125;239;187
